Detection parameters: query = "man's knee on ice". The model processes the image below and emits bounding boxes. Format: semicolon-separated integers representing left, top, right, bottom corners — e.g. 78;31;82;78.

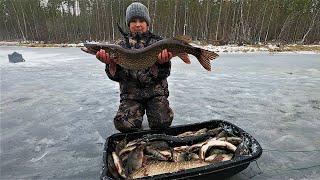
114;115;142;133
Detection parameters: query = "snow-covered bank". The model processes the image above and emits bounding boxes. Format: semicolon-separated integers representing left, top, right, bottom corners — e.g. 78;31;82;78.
1;41;320;54
0;41;85;48
192;43;320;54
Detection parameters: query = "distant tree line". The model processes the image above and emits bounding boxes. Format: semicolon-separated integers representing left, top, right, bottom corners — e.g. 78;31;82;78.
0;0;319;44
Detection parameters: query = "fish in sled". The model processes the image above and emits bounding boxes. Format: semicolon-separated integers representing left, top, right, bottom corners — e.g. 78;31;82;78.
101;119;262;179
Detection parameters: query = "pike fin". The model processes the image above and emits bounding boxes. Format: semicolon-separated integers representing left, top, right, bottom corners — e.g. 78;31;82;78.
177;53;191;64
173;35;192;44
151;64;158;77
109;60;117;77
195;49;219;71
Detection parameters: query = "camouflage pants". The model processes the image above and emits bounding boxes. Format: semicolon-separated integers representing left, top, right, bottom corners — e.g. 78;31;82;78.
114;96;174;132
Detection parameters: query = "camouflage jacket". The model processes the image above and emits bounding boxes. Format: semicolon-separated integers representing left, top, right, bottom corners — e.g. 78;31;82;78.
105;31;171;101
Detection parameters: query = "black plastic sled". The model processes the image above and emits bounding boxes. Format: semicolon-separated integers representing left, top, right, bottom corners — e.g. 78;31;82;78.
101;119;262;179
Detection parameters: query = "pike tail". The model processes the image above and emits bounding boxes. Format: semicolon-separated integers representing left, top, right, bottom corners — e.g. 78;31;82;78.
194;48;219;71
173;36;218;69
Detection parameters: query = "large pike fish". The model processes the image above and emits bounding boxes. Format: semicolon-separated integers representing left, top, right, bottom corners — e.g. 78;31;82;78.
129;160;211;179
81;36;219;71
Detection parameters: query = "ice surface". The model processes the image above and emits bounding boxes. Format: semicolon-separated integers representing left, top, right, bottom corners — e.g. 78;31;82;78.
1;46;320;179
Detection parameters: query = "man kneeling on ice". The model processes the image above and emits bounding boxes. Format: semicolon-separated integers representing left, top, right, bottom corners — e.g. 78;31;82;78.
96;2;174;132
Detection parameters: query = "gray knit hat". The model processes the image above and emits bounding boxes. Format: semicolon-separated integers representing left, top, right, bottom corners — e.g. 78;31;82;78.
126;2;151;26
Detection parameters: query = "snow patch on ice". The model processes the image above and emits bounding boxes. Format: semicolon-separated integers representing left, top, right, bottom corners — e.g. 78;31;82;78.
306;68;320;73
30;151;49;163
38;138;56;147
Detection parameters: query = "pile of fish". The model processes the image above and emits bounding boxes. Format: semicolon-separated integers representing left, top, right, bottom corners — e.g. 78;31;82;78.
107;126;251;179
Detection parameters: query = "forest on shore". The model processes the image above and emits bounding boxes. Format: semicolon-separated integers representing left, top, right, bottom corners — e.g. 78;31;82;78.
1;0;319;45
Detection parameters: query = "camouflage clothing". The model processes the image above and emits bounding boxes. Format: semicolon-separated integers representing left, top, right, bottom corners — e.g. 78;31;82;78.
105;31;174;132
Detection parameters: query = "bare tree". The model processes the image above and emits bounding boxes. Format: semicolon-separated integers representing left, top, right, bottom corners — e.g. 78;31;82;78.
111;0;115;41
301;9;319;43
11;1;26;41
215;0;223;41
204;0;209;39
264;1;275;43
151;0;157;32
183;0;188;36
172;0;177;37
258;2;268;42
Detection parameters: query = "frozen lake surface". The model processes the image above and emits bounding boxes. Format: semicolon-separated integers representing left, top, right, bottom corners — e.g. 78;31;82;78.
1;47;320;179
